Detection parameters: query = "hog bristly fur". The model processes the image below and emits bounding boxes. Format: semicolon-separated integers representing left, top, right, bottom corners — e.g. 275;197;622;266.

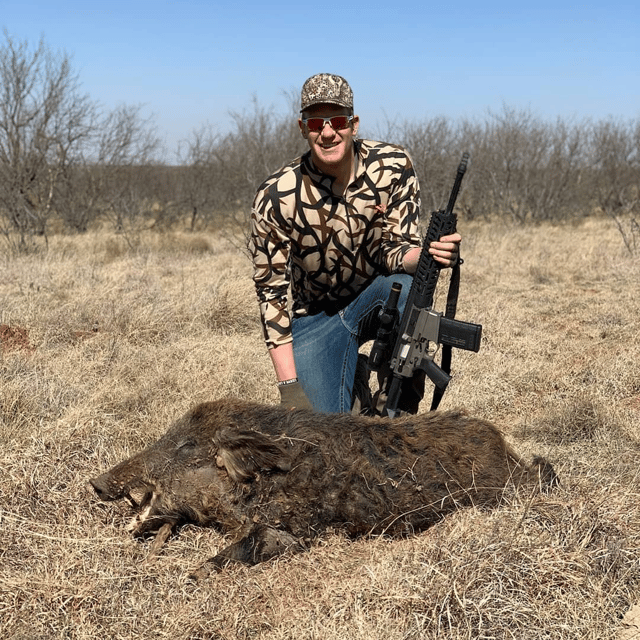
90;398;557;572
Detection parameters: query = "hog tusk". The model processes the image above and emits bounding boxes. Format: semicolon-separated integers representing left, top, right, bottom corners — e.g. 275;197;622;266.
126;497;154;532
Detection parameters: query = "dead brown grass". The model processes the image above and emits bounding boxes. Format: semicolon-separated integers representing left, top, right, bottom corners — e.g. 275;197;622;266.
1;219;639;639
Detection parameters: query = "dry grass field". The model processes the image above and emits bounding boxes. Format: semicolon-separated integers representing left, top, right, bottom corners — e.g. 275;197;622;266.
1;217;639;639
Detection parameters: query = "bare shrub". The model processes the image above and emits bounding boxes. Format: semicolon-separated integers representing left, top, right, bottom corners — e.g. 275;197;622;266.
0;32;162;245
395;117;463;213
376;105;600;226
82;104;162;240
174;124;222;231
176;94;307;237
587;118;640;255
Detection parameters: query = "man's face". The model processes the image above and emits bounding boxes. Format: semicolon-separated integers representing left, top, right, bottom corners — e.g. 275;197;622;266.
298;104;359;174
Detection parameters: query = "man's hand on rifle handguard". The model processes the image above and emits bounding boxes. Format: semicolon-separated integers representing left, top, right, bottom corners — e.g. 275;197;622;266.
429;232;461;267
403;232;462;274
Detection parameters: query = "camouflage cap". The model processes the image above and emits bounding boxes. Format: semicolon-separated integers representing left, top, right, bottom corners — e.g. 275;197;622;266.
300;73;353;113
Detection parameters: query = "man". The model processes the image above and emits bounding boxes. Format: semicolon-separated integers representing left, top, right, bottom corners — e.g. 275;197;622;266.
250;73;461;414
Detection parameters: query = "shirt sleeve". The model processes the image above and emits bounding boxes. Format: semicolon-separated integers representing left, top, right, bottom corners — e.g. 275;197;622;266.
379;150;422;273
249;186;294;349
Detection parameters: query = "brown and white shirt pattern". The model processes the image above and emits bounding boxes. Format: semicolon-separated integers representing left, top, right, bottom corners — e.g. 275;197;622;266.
250;139;422;349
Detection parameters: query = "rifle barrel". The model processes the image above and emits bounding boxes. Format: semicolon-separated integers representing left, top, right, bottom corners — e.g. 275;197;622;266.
444;152;470;215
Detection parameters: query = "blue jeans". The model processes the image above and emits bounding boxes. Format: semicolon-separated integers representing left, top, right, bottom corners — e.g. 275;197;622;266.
292;274;415;413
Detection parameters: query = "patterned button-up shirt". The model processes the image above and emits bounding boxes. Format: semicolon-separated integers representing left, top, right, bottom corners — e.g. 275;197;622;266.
250;139;422;349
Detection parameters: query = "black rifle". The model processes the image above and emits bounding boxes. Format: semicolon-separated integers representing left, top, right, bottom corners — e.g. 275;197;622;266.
368;152;482;418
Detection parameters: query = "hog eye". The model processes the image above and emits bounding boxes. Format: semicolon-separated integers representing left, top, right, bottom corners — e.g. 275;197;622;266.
177;437;197;451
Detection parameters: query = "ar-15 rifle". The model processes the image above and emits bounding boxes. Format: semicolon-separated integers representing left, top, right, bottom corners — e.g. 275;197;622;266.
368;152;482;418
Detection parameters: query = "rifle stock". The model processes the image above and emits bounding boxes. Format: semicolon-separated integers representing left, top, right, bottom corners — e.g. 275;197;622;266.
371;152;482;418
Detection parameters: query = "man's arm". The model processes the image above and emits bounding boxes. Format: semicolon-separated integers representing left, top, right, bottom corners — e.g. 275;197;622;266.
268;342;313;409
250;195;294;353
250;178;313;410
268;342;297;381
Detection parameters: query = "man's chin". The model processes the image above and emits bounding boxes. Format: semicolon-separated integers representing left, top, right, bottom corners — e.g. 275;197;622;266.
312;146;346;168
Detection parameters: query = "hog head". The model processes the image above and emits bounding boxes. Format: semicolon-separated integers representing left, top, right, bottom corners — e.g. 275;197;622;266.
90;433;219;536
90;403;298;568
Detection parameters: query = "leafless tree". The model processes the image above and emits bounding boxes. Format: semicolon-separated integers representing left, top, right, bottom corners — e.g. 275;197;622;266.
0;30;96;250
588;117;640;254
393;117;462;215
176;94;305;238
175;124;222;231
89;103;161;238
588;118;639;214
223;94;306;218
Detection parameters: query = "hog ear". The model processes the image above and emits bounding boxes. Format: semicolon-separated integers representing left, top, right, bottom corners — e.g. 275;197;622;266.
214;428;291;483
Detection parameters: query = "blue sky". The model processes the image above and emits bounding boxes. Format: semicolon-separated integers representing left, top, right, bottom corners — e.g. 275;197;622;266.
3;0;639;156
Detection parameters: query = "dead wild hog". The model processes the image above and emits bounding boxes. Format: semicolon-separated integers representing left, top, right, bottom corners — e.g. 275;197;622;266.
90;398;557;578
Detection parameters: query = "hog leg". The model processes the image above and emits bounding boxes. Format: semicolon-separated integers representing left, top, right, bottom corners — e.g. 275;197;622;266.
189;524;305;579
145;522;174;558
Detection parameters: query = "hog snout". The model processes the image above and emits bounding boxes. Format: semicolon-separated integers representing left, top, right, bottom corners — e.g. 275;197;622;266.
90;474;124;501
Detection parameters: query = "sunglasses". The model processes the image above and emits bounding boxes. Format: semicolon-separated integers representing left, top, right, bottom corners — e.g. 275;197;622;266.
302;115;354;133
